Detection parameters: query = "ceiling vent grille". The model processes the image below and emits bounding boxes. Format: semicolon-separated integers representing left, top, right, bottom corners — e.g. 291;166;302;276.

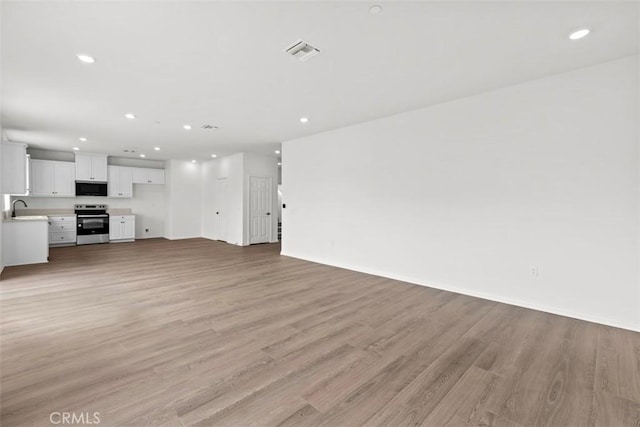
285;39;320;62
201;124;218;130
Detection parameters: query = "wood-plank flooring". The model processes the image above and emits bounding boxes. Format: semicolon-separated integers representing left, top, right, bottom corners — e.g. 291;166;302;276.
1;238;638;426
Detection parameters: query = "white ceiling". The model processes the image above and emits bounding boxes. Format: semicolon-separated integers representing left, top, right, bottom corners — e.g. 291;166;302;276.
1;1;638;161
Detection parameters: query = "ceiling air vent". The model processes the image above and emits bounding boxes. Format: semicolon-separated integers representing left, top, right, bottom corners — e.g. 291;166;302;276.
201;124;219;130
285;39;320;62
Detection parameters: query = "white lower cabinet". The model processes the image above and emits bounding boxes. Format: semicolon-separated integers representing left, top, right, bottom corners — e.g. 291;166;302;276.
48;215;77;247
3;219;49;266
109;215;135;242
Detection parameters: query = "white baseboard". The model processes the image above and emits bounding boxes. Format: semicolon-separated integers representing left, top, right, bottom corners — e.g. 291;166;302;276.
201;235;246;246
164;235;202;241
281;250;639;333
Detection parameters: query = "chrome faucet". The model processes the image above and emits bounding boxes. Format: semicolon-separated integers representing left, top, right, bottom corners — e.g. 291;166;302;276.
11;199;27;218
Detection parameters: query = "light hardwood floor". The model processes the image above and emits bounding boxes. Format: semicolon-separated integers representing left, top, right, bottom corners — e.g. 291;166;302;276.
1;238;639;427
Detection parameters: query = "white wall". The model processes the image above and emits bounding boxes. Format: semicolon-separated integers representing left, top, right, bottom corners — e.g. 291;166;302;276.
0;126;4;276
29;148;164;170
164;159;202;240
283;55;640;332
201;152;278;245
0;0;3;275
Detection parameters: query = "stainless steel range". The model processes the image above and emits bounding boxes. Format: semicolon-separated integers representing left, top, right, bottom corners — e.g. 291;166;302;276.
75;204;109;245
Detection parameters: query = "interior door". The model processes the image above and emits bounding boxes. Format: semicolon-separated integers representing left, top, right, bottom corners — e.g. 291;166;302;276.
216;178;228;242
249;176;272;244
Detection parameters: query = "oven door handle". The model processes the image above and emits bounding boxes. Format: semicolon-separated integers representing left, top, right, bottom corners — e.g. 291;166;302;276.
77;214;109;218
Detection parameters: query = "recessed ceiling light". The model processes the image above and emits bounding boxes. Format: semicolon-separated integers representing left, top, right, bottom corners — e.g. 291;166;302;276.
275;150;280;154
76;54;95;64
79;137;87;142
192;160;197;163
72;147;80;151
369;5;382;14
125;113;136;119
211;154;217;158
140;154;146;158
154;147;160;151
300;117;309;123
183;125;192;130
569;28;590;40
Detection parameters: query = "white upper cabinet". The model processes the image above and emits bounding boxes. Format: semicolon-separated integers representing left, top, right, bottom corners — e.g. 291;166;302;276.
31;160;54;195
132;167;165;184
147;168;165;184
108;166;133;198
1;142;28;195
30;160;75;197
75;154;108;182
55;162;76;195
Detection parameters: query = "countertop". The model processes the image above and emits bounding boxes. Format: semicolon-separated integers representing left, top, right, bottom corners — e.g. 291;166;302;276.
3;215;49;223
108;209;134;215
14;208;134;216
15;208;74;216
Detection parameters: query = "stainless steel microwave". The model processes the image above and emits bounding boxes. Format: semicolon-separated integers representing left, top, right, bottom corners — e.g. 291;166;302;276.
75;181;107;197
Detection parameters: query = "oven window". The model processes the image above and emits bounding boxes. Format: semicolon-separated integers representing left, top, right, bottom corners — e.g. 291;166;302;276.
77;217;109;235
81;219;106;230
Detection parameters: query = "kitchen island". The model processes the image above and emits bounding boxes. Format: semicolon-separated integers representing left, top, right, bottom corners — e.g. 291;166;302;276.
2;216;49;266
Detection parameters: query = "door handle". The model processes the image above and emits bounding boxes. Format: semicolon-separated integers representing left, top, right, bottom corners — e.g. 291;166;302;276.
216;212;219;215
266;212;271;215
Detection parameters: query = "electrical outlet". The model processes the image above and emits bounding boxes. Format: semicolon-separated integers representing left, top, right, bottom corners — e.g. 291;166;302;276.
530;266;539;278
